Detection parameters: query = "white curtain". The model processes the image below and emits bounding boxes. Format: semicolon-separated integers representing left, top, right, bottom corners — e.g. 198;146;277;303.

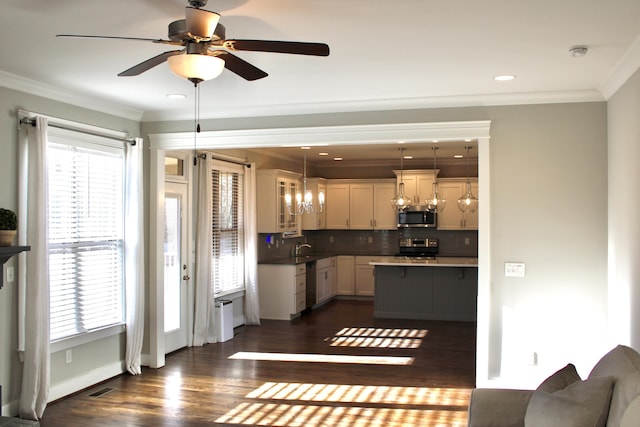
243;163;260;325
17;116;50;420
124;137;145;374
193;154;217;345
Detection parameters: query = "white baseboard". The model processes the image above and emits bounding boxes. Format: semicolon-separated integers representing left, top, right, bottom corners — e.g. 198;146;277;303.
48;361;125;402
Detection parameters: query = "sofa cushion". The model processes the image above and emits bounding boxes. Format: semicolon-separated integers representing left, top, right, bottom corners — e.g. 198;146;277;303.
524;375;614;427
589;345;640;427
537;363;581;392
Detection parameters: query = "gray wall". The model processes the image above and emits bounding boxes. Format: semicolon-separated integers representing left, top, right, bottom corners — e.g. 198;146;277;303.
0;80;623;413
0;87;140;411
146;101;609;386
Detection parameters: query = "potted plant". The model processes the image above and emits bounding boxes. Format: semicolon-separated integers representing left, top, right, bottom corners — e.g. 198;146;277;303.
0;208;17;247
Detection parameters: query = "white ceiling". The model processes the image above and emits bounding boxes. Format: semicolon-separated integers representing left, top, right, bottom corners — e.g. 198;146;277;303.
1;1;639;164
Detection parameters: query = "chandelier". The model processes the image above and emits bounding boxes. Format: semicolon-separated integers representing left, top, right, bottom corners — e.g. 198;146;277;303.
426;146;446;213
285;155;324;215
457;145;479;213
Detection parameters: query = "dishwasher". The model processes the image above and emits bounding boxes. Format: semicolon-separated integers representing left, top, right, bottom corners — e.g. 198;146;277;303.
305;260;317;311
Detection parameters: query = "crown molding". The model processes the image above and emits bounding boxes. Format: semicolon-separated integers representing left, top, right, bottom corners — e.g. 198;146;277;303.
599;34;640;99
149;120;492;150
142;89;604;122
0;71;144;121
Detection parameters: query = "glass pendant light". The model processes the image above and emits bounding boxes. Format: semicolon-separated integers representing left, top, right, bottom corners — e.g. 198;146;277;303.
458;145;479;213
426;146;446;213
391;147;411;211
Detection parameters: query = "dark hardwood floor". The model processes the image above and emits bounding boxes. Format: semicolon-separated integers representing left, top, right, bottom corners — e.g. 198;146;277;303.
40;300;476;426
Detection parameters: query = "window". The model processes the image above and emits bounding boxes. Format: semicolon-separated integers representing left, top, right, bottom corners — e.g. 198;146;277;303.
47;130;126;342
211;164;245;296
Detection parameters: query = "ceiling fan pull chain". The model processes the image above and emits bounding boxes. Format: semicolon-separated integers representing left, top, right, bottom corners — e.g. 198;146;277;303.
193;83;200;165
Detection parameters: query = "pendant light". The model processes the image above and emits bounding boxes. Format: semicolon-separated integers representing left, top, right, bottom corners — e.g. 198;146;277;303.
285;155;325;215
457;145;479;213
426;146;446;213
391;147;411;211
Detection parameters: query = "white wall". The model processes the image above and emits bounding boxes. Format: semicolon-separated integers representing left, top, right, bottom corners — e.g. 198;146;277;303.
607;67;640;349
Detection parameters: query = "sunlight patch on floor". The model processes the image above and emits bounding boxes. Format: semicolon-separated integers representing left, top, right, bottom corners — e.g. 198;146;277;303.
329;328;428;349
246;382;471;406
229;352;415;365
214;402;469;427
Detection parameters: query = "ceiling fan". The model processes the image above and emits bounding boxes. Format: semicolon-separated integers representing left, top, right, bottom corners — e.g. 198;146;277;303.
57;0;330;84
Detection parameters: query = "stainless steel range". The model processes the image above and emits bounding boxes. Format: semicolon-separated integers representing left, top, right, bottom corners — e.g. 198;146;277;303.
396;237;439;259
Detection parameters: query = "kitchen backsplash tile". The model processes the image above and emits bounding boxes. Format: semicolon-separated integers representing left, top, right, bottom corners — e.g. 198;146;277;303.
258;228;478;261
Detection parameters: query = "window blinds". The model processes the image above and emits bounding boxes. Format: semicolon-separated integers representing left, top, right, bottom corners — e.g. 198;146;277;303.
48;142;125;341
211;168;245;296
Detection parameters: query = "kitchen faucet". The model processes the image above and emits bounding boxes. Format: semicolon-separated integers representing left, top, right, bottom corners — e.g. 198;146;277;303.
295;243;312;257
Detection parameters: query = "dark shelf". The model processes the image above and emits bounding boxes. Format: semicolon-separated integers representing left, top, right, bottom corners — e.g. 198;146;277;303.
0;245;30;288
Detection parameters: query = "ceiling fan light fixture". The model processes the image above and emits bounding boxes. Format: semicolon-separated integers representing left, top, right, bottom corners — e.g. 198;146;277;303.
167;54;225;83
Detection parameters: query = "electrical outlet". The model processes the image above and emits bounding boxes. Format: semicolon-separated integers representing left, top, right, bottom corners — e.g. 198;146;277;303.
464;237;470;245
528;351;538;366
65;349;73;364
6;266;14;283
367;236;373;244
505;262;525;277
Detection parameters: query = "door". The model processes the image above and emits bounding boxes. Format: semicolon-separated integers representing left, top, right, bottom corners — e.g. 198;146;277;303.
164;182;190;353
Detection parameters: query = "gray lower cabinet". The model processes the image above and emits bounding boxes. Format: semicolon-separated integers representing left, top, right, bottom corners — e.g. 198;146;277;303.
373;266;478;321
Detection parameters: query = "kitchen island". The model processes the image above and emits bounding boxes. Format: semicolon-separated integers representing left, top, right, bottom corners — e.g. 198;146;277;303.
370;257;478;321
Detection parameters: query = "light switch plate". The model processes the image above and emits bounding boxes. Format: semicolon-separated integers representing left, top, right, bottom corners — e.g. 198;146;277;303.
505;262;525;277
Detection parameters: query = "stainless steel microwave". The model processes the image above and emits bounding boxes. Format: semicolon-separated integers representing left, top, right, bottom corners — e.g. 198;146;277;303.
397;206;437;228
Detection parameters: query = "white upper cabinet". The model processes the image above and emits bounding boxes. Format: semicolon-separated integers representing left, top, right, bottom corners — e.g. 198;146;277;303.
436;178;479;230
393;169;437;206
325;179;397;230
257;169;301;233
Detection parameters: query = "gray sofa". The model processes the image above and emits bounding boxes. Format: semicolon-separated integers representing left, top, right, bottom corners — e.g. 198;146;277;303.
467;345;640;427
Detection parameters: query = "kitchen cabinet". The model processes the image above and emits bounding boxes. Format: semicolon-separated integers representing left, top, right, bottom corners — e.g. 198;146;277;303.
373;265;478;321
336;255;355;295
436;178;479;230
301;178;327;230
316;257;336;304
258;263;306;320
325;180;396;230
393;169;437;206
355;255;382;296
325;183;350;229
257;169;301;234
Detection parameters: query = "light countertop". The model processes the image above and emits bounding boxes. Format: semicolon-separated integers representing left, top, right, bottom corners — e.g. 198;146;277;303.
370;256;478;267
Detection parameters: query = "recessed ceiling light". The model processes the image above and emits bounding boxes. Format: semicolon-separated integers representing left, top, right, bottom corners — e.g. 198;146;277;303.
166;93;186;99
569;46;588;57
334;157;343;161
494;74;516;81
319;152;329;156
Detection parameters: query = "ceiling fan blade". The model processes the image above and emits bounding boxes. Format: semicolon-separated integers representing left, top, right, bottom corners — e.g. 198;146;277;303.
213;51;268;81
118;50;182;76
56;34;180;46
185;6;220;39
222;40;330;56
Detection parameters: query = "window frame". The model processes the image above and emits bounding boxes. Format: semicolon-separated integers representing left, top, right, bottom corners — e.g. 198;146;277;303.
210;160;246;298
46;127;128;349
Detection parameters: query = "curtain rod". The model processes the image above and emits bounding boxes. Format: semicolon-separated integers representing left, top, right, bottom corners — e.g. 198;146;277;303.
199;153;251;168
18;116;136;145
